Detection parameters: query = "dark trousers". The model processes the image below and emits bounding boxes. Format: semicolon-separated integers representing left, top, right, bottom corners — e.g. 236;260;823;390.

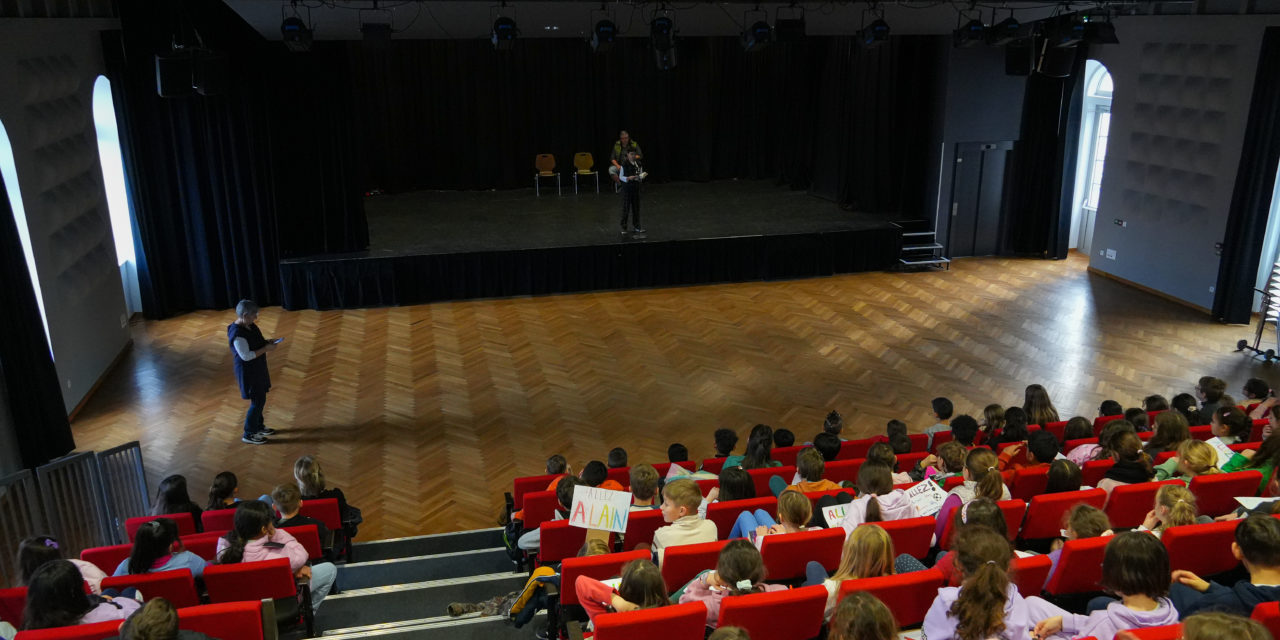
244;389;266;437
620;187;640;230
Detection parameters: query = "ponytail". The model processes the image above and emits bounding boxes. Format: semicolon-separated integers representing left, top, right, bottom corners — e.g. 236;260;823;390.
857;463;892;523
1155;485;1199;530
217;530;248;565
217;500;273;564
865;495;883;523
965;449;1003;500
949;526;1012;640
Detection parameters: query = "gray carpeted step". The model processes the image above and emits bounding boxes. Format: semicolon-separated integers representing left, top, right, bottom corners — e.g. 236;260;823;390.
352;528;506;562
321;613;546;639
314;572;528;633
338;548;513;590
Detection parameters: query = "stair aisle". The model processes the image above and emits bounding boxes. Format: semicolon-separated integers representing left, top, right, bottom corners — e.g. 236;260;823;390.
316;527;544;639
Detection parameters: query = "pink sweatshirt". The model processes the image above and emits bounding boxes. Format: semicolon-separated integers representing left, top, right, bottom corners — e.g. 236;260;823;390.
215;528;309;571
678;571;787;628
838;490;916;534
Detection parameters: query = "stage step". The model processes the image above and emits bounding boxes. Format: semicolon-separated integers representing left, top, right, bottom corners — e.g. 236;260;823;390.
902;231;936;238
314;572;529;632
338;548;513;590
321;613;545;640
902;243;943;251
899;257;952;266
353;527;505;562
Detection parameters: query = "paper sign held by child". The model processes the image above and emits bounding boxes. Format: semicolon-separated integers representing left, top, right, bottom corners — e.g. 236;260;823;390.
906;479;949;517
569;486;632;533
1205;437;1237;468
822;504;848;528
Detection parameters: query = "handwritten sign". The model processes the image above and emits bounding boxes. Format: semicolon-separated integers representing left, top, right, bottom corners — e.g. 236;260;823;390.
905;479;949;517
822;504;848;528
1205;437;1237;468
568;486;632;533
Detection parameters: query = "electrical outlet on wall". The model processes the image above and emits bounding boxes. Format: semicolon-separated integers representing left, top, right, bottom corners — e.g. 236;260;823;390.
1105;249;1117;260
119;314;127;328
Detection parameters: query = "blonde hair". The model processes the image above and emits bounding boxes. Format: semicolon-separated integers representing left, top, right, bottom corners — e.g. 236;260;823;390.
662;478;703;511
776;490;812;529
1155;484;1199;530
830;524;895;583
294;455;325;496
1177;440;1222;477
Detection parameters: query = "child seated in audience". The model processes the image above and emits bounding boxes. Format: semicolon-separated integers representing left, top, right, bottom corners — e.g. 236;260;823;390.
1144;394;1170;412
713;428;739;458
652;478;717;563
981;404;1006;443
18;535;107;595
1045;504;1112;588
580;460;626;491
866;442;913;484
1154;439;1222;484
575;559;667;624
812;432;841;462
1032;532;1179;640
935;498;1022;586
769;448;841;496
1172;611;1273;640
773;428;795;448
706;627;751;640
668;443;690;465
889;432;913;456
828;592;896;640
510;454;570;523
150;475;203;532
934;448;1010;543
908;440;967;483
20;560;141;630
803;525;925;619
1211;406;1251;445
677;539;787;629
838;463;914;533
1024;383;1060;427
1169;514;1280;617
728;490;815;544
607;448;628;469
949;414;980;447
716;467;755;502
518;476;582;551
1126;407;1151;431
113;518;209;578
1097;431;1155;494
216;500;337;612
724;425;772;467
1137;484;1209;536
1099;399;1124;417
884;418;908;445
991;407;1030;450
997;430;1059;472
205;471;240;511
1173;393;1205;426
738;434;782;470
1222;427;1280;495
273;484;336;561
628;464;660;510
923;526;1060;640
1198;376;1229;421
1145;411;1192;457
1044;459;1082;493
295;455;360;539
823;410;845;440
924;397;954;449
111;597;218;640
1063;417;1099;465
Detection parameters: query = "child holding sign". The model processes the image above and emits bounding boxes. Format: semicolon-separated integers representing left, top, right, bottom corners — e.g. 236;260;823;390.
574;559;668;624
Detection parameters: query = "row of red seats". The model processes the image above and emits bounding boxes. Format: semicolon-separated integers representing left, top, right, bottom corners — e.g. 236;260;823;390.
559;513;1280;640
121;498;343;541
0;599;265;640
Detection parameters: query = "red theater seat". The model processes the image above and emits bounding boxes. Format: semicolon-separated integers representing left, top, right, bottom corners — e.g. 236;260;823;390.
661;539;731;593
719;585;826;640
748;466;796;497
1252;601;1280;640
79;543;132;575
1011;553;1052;598
1011;467;1051;502
1080;460;1115;487
838;569;945;628
1164;520;1242;577
125;513;196;541
100;568;200;609
180;531;226;562
824;459;863;485
203;557;312;636
772;446;805;467
201;507;237;532
706;497;777;539
621;509;664;551
592;601;707;640
178;601;266;640
1021;489;1106;541
867;517;935;559
281;524;324;562
13;620;121;640
0;586;26;630
760;528;844;580
1189;471;1264;517
1044;536;1109;596
513;473;563;509
1105;480;1183;529
1121;623;1183;640
560;550;650;607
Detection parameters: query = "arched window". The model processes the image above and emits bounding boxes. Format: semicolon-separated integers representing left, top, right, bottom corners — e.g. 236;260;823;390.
92;75;141;314
1082;62;1114;210
0;118;53;356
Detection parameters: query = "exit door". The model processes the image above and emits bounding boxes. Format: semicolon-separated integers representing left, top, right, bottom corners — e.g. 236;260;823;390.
948;141;1013;257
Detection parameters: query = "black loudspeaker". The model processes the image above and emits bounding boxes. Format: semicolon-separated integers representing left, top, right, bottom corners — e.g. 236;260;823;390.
193;51;228;96
1037;43;1077;78
155;53;192;97
1005;40;1032;76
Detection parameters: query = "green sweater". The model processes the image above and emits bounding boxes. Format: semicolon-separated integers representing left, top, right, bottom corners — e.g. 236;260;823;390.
1153;457;1190;485
1222;453;1276;495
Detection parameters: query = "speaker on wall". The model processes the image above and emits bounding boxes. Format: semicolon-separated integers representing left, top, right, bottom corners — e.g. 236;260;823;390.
155;53;192;97
1036;43;1077;78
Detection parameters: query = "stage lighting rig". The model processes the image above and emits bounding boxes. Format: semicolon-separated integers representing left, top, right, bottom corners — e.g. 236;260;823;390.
1081;11;1119;44
1041;14;1084;48
651;13;678;70
739;6;771;52
856;5;889;48
592;19;617;52
953;19;986;48
491;2;518;51
774;3;805;42
280;3;313;53
988;14;1022;46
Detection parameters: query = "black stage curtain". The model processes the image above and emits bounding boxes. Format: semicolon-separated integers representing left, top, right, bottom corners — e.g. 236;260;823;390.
1005;46;1088;258
0;177;75;467
343;36;941;215
105;0;367;318
1214;28;1280;324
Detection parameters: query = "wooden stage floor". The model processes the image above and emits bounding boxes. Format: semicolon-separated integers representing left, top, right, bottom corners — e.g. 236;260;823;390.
69;254;1279;539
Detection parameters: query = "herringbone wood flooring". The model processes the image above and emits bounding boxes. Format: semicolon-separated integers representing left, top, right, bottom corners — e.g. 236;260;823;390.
69;254;1280;539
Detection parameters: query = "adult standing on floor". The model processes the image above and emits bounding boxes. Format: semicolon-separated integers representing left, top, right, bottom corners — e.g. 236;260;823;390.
609;130;642;182
229;300;280;445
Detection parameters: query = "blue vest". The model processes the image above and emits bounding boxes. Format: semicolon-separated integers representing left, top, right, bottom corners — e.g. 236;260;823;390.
228;322;270;399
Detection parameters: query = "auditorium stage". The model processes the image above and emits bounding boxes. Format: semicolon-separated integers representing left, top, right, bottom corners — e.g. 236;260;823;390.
279;180;906;310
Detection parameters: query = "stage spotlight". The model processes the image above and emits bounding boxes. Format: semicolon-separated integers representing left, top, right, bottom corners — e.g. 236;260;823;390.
591;19;616;52
281;16;312;52
741;20;772;52
857;19;890;48
1083;15;1119;44
1042;15;1084;48
492;15;518;51
953;19;986;48
988;16;1021;46
651;16;677;70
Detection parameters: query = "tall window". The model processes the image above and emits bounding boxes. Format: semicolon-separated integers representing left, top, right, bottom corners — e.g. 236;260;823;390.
1068;60;1114;254
92;75;141;315
1083;68;1113;211
0;119;53;356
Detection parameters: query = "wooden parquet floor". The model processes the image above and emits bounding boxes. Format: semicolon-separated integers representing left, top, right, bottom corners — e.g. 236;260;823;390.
69;254;1280;540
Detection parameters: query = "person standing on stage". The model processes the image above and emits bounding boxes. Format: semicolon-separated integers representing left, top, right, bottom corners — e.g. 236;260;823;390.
609;130;642;182
228;300;279;445
619;148;647;235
